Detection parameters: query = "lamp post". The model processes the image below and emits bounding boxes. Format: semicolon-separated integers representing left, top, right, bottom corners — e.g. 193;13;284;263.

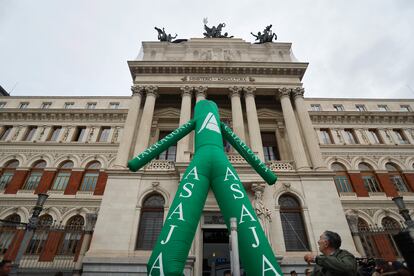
391;196;414;273
12;193;49;274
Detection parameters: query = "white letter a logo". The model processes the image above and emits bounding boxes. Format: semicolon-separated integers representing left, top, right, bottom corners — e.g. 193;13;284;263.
197;112;220;134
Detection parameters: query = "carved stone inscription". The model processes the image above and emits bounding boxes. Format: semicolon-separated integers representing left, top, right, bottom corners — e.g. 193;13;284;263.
183;76;250;82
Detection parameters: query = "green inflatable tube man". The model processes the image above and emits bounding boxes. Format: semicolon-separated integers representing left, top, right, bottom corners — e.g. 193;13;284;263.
128;100;282;276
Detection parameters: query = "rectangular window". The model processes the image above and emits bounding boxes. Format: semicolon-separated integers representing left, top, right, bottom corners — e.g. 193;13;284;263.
0;102;6;108
73;126;86;142
48;126;62;141
378;105;389;111
52;172;71;190
0;172;14;190
109;102;119;109
64;102;74;109
333;104;344;111
98;127;110;142
41;102;52;109
368;129;382;144
393;129;409;144
23;126;37;141
19;102;29;109
355;104;367;112
0;126;12;141
334;176;353;193
320;129;333;144
310;104;321;111
261;132;279;162
86;103;96;109
344;129;358;144
363;176;382;192
400;105;411;112
390;176;409;192
80;172;99;191
157;131;177;161
23;172;42;190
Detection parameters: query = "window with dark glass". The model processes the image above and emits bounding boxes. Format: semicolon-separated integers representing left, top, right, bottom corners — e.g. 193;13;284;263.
80;161;101;191
261;132;279;162
355;104;367;112
51;161;73;190
331;163;353;193
98;127;110;142
58;215;84;255
319;129;333;144
19;102;29;109
22;160;46;190
64;102;74;109
310;104;321;111
344;129;358;144
26;214;53;254
157;131;177;161
0;102;6;108
381;217;402;257
109;102;119;109
0;126;12;141
48;126;62;141
41;102;52;109
23;126;37;141
86;102;96;109
368;129;382;144
72;126;86;142
393;129;409;144
378;105;389;112
0;214;21;254
136;194;165;250
333;104;344;111
279;194;309;251
359;163;382;193
0;160;19;190
385;163;410;192
400;105;411;112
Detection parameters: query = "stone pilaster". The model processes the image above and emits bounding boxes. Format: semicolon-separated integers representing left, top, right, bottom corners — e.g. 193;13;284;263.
194;86;207;102
228;86;246;142
176;86;193;162
278;88;310;170
292;87;326;170
244;87;264;161
134;86;158;155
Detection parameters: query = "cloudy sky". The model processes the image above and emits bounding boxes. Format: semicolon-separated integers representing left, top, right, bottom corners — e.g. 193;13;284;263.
1;0;413;99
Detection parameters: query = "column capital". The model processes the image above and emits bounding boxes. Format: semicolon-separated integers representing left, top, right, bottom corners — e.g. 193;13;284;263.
278;87;292;98
228;86;243;97
180;86;193;97
131;85;145;96
194;86;208;97
292;87;305;99
244;86;256;98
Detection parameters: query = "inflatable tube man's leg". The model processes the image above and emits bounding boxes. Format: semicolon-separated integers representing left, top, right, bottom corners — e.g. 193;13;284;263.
211;157;282;276
147;156;210;276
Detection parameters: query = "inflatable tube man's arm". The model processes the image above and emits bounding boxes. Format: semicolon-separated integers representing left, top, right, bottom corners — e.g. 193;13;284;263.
128;119;196;172
221;122;277;185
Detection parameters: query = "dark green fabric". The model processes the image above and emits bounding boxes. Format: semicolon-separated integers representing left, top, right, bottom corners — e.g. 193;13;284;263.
312;249;357;276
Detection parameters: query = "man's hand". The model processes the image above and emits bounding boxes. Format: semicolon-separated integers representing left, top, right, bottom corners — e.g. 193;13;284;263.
304;254;315;264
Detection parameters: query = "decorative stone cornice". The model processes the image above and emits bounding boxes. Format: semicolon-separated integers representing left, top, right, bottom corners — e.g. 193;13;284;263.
309;111;414;125
292;87;305;99
278;87;291;98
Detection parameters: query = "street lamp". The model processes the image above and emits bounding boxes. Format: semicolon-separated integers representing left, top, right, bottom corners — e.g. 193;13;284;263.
12;193;49;274
392;196;414;229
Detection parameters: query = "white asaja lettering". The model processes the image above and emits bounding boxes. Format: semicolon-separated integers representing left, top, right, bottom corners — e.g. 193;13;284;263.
197;112;221;134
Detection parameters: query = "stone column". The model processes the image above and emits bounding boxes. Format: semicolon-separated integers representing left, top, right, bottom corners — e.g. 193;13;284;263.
346;212;365;257
194;86;207;102
278;88;310;170
134;86;158;155
292;87;326;170
244;87;265;161
176;86;193;162
114;85;144;167
229;86;246;142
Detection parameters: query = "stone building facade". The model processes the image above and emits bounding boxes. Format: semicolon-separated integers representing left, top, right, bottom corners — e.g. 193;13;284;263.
0;37;413;275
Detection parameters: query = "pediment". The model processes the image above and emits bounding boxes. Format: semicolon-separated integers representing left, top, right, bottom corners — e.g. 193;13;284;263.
153;107;180;118
257;108;282;119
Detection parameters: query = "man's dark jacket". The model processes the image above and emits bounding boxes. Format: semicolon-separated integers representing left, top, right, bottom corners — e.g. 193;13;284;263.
311;249;357;276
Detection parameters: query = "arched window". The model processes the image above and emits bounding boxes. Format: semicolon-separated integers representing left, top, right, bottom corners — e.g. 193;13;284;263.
279;194;309;251
136;193;165;250
22;160;46;190
359;162;382;193
381;216;401;257
59;215;84;255
51;161;74;191
357;218;378;258
0;160;19;190
0;214;21;254
386;163;410;192
79;161;101;191
332;162;353;193
26;214;53;255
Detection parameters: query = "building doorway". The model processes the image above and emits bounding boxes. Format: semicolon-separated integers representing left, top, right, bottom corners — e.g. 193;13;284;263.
202;228;231;276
